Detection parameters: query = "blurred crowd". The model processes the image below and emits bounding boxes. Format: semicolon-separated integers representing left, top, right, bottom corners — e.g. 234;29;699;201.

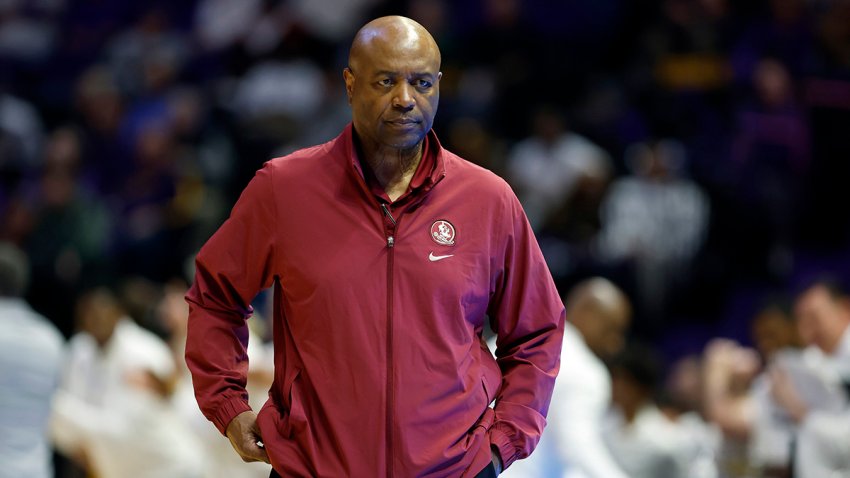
1;0;849;477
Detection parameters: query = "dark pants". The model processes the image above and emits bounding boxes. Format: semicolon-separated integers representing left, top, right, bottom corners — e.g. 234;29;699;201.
270;462;497;477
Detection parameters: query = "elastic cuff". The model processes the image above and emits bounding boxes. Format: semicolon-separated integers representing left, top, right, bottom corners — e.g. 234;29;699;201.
212;397;252;435
489;427;518;470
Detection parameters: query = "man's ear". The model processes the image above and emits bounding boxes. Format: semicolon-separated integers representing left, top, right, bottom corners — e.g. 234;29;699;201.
343;67;355;104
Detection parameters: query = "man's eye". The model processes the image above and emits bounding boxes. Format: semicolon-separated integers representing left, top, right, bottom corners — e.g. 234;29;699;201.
416;80;432;89
378;78;393;87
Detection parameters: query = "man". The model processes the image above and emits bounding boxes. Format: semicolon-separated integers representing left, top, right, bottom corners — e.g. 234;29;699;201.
500;277;630;478
185;15;565;478
769;279;850;477
769;279;849;423
0;242;64;478
604;344;691;478
51;288;205;478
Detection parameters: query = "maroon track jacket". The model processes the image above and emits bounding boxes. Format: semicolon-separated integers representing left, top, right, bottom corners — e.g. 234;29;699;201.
185;125;565;477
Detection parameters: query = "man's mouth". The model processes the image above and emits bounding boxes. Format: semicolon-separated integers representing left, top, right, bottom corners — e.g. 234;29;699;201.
387;118;420;125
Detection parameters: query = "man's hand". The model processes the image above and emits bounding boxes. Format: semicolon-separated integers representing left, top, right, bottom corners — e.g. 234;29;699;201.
225;410;270;464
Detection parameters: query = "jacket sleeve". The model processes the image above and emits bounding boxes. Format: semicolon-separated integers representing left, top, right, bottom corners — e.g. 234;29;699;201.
185;163;277;435
487;188;566;470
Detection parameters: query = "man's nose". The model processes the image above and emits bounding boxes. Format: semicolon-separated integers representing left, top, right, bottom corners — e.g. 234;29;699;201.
392;83;415;110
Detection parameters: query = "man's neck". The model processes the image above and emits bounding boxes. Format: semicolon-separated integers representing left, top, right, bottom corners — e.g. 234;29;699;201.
359;138;424;202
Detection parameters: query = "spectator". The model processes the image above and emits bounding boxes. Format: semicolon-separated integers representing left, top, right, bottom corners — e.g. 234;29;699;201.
0;242;64;478
659;355;721;478
704;294;836;477
597;138;709;326
779;279;850;478
747;300;806;475
11;126;114;337
729;58;808;278
51;287;205;478
506;106;612;231
604;343;692;478
769;279;850;425
702;338;761;477
0;90;44;170
72;65;130;196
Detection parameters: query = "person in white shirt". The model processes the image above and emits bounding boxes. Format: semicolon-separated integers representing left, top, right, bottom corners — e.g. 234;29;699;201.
506;107;612;232
500;277;630;478
605;343;711;478
770;279;850;478
702;301;806;477
0;242;64;478
596;139;708;322
50;287;205;478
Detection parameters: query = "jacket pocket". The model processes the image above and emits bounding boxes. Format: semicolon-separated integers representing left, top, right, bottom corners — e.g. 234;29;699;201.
290;369;310;437
278;368;304;438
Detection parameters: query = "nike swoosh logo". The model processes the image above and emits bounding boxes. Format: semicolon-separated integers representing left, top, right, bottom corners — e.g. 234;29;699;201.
429;252;454;262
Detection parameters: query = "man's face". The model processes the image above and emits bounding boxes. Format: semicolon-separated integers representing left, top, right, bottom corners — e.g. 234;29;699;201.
795;285;850;354
752;308;799;359
77;293;120;348
582;306;630;360
344;32;441;151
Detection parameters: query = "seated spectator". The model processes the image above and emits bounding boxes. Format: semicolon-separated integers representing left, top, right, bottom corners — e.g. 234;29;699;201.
772;278;850;478
704;291;840;477
702;338;760;477
659;355;721;478
50;287;205;478
603;343;692;478
506;106;612;232
747;300;805;475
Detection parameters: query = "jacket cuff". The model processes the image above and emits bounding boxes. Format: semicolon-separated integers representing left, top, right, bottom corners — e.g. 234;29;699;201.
489;426;519;470
212;397;253;436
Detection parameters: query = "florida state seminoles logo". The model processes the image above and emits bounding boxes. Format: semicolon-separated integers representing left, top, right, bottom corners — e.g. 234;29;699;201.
430;220;456;246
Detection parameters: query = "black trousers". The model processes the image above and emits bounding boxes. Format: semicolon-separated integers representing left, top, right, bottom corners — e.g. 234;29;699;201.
270;462;497;477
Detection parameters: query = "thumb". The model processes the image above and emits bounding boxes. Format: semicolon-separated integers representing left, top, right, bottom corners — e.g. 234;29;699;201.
247;420;271;464
226;411;271;464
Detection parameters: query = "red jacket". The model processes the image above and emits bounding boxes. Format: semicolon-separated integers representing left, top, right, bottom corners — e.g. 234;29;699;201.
186;125;565;477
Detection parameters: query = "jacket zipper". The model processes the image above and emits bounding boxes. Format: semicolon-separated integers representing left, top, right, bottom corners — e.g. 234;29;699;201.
381;202;396;477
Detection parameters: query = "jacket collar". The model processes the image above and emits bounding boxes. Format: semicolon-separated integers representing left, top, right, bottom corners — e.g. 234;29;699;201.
337;123;447;204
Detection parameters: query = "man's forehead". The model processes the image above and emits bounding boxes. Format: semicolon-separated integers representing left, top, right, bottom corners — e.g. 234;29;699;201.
800;285;832;305
361;59;439;77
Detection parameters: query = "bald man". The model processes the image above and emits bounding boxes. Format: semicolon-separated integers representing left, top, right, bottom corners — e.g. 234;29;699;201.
502;278;630;478
185;16;565;477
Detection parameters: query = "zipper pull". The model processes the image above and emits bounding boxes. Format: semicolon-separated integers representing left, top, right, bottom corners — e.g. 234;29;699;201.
381;203;396;225
387;236;395;248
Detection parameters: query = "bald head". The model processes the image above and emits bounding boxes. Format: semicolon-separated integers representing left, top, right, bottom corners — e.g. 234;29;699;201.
349;16;441;72
566;278;631;359
343;16;442;154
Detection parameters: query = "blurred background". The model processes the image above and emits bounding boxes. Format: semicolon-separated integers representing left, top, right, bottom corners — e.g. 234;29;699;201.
1;0;849;477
